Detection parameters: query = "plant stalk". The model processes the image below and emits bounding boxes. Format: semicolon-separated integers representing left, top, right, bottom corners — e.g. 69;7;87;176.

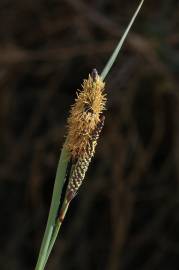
43;200;70;267
35;144;70;270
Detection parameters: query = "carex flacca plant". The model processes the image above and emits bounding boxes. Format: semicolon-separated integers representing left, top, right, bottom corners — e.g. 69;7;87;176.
35;1;144;269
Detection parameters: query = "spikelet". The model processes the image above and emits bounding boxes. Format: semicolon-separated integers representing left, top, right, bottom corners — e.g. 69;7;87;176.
66;116;105;201
66;69;106;159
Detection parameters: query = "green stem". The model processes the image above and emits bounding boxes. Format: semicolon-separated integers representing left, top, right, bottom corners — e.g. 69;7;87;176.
35;226;53;270
44;200;70;267
35;144;70;270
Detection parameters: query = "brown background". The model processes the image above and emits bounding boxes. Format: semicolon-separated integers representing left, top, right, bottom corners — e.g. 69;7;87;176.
0;0;179;269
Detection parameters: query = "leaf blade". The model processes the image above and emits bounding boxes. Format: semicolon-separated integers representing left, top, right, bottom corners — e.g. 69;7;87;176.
101;0;144;80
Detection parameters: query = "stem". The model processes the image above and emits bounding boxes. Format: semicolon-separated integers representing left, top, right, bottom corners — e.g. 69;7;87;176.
35;144;70;270
101;0;144;80
35;226;53;270
44;200;70;267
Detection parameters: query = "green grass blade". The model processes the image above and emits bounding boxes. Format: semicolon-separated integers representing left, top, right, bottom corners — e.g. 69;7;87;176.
35;144;70;270
101;0;144;80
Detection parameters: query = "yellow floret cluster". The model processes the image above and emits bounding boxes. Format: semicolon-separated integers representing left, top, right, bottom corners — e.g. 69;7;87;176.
66;71;106;159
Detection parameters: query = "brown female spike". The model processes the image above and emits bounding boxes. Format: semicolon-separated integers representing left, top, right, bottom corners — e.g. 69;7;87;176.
66;115;105;202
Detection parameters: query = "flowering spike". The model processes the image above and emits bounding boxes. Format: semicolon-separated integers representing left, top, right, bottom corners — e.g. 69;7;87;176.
66;116;105;201
66;70;107;159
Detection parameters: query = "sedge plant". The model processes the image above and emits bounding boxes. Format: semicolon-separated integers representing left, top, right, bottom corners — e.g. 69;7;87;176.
35;1;144;269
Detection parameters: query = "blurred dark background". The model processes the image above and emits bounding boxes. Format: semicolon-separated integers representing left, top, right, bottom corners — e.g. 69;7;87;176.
0;0;179;269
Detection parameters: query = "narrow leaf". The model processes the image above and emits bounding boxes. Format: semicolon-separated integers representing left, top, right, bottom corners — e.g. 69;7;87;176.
101;0;144;80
